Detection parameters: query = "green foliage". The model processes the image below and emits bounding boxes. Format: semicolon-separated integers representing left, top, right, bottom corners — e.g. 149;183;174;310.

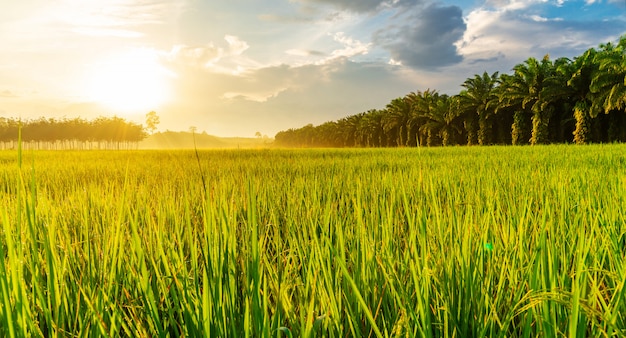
459;71;499;145
276;35;626;147
0;146;626;336
0;116;146;149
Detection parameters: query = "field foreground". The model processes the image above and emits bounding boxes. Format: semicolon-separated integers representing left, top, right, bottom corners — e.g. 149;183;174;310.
0;146;625;337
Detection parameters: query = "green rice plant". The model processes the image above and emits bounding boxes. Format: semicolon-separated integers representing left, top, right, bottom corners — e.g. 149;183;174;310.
0;145;624;336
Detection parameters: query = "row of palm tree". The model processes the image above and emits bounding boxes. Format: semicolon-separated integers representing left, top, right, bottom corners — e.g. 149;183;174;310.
0;116;147;150
275;35;626;147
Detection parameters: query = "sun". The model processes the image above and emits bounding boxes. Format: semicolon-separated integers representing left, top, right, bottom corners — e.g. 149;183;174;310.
85;49;172;114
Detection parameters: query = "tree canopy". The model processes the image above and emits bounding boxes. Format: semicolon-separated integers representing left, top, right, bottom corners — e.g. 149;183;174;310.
275;35;626;147
0;116;147;150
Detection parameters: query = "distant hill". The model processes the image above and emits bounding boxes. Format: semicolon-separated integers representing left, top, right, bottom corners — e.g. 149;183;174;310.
139;131;273;149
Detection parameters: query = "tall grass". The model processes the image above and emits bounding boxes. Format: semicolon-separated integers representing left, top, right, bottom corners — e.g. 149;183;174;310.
0;145;624;336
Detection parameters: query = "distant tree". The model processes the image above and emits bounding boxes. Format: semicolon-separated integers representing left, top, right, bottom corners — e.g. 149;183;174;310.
255;131;262;139
338;113;365;147
499;56;557;145
590;36;626;142
189;126;197;134
145;111;160;134
458;71;499;145
409;89;439;146
273;35;626;148
384;97;412;146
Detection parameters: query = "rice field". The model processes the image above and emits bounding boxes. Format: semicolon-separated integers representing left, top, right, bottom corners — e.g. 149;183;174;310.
0;145;625;337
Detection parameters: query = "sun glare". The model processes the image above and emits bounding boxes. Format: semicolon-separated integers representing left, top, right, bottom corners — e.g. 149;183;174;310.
86;49;172;114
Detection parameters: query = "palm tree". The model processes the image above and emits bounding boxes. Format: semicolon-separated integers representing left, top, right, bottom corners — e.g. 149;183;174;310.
317;121;341;147
567;48;599;144
407;89;440;146
497;73;527;145
458;71;500;145
360;109;386;147
384;97;413;146
499;55;556;145
420;94;463;146
592;36;626;113
457;90;478;145
590;36;626;142
542;56;575;143
338;113;365;147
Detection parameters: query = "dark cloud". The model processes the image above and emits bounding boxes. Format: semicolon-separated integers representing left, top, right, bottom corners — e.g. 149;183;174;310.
295;0;421;13
468;52;505;65
376;4;466;70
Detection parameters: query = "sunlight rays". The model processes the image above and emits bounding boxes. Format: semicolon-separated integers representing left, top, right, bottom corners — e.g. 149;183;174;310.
85;48;173;115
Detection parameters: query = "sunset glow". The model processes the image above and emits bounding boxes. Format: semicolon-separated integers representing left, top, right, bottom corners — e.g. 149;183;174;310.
85;49;172;115
0;1;624;136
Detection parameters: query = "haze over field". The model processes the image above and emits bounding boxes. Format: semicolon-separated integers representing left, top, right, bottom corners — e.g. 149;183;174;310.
1;0;624;137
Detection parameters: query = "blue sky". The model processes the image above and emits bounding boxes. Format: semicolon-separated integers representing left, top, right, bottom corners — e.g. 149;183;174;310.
0;0;624;136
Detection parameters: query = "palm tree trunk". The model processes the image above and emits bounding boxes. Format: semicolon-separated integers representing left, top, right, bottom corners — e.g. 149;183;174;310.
511;111;528;145
477;113;492;145
442;129;450;146
608;112;622;142
573;102;590;144
464;116;478;145
531;108;552;145
406;126;412;147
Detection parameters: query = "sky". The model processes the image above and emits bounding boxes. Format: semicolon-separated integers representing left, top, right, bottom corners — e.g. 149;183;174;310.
0;0;625;137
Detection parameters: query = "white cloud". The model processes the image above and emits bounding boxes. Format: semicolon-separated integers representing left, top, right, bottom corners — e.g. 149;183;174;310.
165;35;261;75
484;0;546;10
318;32;372;64
3;0;186;42
138;30;371;112
286;49;314;56
529;14;549;21
54;0;185;27
222;87;288;102
71;27;144;38
457;0;624;79
165;44;223;68
224;35;250;56
293;0;420;13
524;14;563;22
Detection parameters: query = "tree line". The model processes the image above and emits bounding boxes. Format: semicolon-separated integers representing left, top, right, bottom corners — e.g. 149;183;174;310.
0;116;146;150
275;35;626;147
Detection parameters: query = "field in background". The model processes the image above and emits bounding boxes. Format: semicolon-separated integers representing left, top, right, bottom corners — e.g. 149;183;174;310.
0;145;624;336
138;131;272;149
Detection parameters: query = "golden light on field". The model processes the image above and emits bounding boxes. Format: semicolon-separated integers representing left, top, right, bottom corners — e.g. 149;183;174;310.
85;49;173;114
